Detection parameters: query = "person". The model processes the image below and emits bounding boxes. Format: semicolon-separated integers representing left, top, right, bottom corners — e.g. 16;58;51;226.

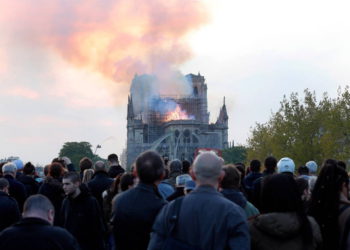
297;165;310;180
184;180;196;194
18;162;39;196
166;174;192;201
112;150;167;250
38;162;65;226
0;178;20;231
308;159;350;250
249;174;322;250
277;157;295;176
61;156;76;172
164;159;182;188
82;168;94;183
2;162;27;211
60;172;106;250
157;168;174;200
107;154;125;178
305;160;318;191
0;194;79;250
148;151;250;250
88;161;113;208
243;160;262;200
221;165;259;220
79;157;93;180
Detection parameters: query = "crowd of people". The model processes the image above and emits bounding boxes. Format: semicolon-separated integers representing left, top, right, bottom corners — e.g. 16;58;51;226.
0;151;349;250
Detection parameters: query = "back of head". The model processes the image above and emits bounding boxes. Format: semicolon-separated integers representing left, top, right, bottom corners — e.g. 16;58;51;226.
338;160;347;170
298;165;309;176
235;162;246;180
250;159;261;172
49;162;64;179
182;160;191;174
277;157;295;174
221;164;241;189
79;157;93;172
23;194;55;220
264;156;277;173
120;173;135;191
94;160;106;172
193;152;224;184
82;169;95;183
2;162;17;176
0;178;9;190
108;154;119;164
136;150;164;184
169;159;182;174
23;162;35;175
305;161;318;174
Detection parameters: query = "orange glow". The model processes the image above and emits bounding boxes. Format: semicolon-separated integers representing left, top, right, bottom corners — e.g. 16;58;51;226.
164;105;193;122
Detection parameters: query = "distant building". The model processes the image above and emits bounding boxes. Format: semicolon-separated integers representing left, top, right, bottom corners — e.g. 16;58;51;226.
126;73;228;169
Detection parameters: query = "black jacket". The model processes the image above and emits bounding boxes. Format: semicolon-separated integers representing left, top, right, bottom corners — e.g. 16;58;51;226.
18;175;39;196
112;183;167;250
0;217;80;250
108;164;125;178
38;177;65;226
60;184;106;250
0;191;21;231
87;171;114;207
3;175;27;212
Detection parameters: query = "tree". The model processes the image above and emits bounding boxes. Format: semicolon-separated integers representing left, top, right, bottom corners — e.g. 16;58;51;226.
222;146;247;164
59;141;103;170
247;87;350;168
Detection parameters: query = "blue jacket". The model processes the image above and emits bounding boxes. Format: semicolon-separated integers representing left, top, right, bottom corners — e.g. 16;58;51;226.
148;185;250;250
243;172;263;190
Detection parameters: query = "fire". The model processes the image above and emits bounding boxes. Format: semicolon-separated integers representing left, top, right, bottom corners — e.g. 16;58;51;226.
164;105;193;122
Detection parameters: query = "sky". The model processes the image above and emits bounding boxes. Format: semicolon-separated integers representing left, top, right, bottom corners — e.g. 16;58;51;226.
1;0;350;165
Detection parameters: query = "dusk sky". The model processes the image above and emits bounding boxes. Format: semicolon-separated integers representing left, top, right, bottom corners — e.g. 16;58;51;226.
1;0;350;165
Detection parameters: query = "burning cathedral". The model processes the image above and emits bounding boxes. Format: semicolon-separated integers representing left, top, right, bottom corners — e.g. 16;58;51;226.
126;72;228;168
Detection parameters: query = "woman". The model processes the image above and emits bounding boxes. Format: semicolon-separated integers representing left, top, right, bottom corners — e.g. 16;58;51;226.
249;173;322;250
308;159;350;250
82;169;94;184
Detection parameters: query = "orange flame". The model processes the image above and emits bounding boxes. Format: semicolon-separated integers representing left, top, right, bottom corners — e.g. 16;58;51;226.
164;105;193;122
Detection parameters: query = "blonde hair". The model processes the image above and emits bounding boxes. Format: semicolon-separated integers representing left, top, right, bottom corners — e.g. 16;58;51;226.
82;169;94;183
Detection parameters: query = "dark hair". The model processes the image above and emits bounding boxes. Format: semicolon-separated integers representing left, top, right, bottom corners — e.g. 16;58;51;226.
235;162;246;181
44;164;50;176
250;159;261;172
79;157;93;173
23;162;35;175
182;160;191;174
0;178;9;189
298;166;309;176
169;159;182;173
49;163;64;178
264;156;277;173
221;165;240;189
120;173;135;191
108;154;119;163
295;177;309;197
62;172;80;183
338;160;346;170
23;194;54;214
309;159;349;249
136;151;164;184
52;158;66;168
261;173;312;245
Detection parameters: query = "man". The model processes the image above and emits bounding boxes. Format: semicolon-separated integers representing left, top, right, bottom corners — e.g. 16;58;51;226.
107;153;125;178
277;157;295;176
0;194;79;250
18;162;39;196
61;172;106;250
148;152;250;250
2;162;27;211
112;150;167;250
87;160;114;207
0;178;20;231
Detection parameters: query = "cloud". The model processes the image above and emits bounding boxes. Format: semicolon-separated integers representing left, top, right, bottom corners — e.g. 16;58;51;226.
5;86;40;99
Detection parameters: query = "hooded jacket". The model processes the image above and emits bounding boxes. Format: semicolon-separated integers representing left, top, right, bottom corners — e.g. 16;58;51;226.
249;212;322;250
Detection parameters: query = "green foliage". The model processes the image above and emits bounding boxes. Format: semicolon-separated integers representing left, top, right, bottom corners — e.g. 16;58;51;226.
222;146;247;164
59;141;103;170
247;87;350;167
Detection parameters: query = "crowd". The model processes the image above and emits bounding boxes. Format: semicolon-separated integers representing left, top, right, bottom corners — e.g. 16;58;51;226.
0;151;349;250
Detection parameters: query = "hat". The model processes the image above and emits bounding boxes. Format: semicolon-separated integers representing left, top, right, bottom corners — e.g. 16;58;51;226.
12;159;23;170
176;174;192;187
2;162;17;174
184;180;196;191
277;157;295;174
305;161;318;174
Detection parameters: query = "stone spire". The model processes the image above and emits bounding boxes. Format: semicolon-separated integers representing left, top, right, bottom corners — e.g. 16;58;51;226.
216;96;228;125
127;95;134;120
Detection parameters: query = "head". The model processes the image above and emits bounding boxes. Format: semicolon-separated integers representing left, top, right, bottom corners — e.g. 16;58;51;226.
221;164;241;190
44;164;50;177
23;195;55;225
52;157;66;169
169;159;182;174
235;162;246;181
182;160;191;174
108;154;119;165
82;169;95;183
296;177;310;201
298;165;309;176
94;160;107;173
136;150;164;184
338;160;347;170
250;159;261;172
277;157;295;174
264;156;277;173
0;178;9;193
79;157;93;173
12;159;23;172
120;173;135;191
2;162;17;177
23;162;36;176
49;162;64;179
305;160;318;175
192;151;224;187
62;172;81;197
